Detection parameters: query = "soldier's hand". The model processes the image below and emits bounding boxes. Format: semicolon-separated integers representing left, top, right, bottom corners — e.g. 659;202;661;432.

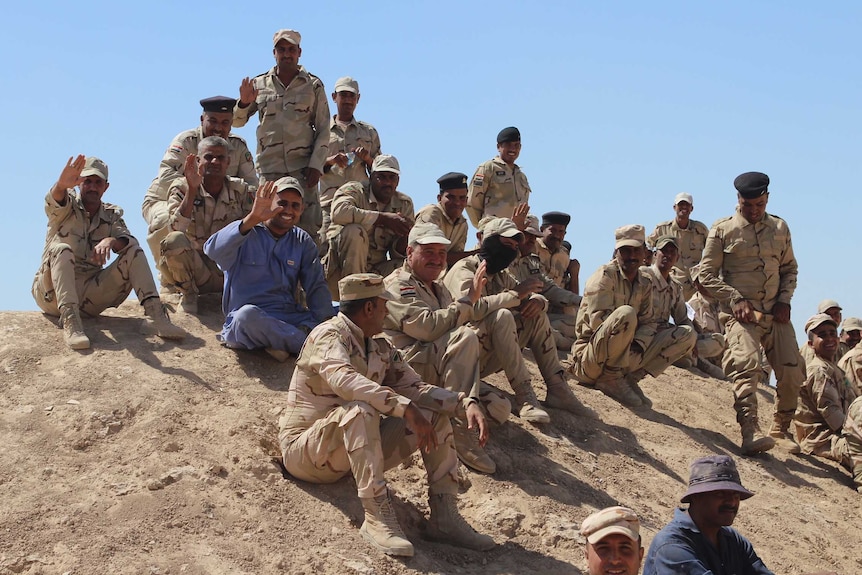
468;260;488;305
92;237;114;266
327;152;349;169
353;146;372;166
514;277;543;299
304;167;321;189
376;212;413;236
512;202;529;231
519;297;543;319
732;299;756;323
58;155;86;190
404;403;437;453
238;77;258;106
772;302;791;324
183;154;202;193
465;402;489;446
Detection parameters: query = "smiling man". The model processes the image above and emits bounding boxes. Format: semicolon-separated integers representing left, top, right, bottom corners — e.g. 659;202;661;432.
580;506;644;575
203;177;333;361
647;193;709;300
415;172;476;266
466;127;531;229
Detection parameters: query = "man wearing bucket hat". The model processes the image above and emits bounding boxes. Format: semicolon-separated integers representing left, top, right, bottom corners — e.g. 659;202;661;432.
795;313;862;493
278;273;494;557
466;126;531;229
579;506;644;575
647;192;709;300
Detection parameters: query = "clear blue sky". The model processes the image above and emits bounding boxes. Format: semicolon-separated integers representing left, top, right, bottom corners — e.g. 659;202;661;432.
3;1;860;342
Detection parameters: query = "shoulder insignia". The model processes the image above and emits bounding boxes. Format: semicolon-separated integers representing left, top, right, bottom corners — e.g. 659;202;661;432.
472;174;484;187
244;151;253;162
169;145;184;155
400;285;417;297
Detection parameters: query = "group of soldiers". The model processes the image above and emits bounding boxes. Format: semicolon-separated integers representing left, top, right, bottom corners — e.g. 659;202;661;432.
32;26;862;567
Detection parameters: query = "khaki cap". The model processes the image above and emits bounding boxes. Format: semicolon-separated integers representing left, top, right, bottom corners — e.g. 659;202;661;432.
80;157;109;180
334;76;359;93
614;224;645;249
274;176;304;198
580;506;640;544
523;214;542;237
674;192;693;206
273;29;301;46
654;234;679;250
338;273;393;303
371;154;400;175
817;299;842;314
805;313;837;334
480;217;522;239
841;317;862;332
408;222;451;246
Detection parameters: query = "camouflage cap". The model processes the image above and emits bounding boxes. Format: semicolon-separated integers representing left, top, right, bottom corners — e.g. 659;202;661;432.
334;76;359;94
274;176;304;198
654;235;679;250
273;29;301;46
371;154;400;175
580;506;640;544
480;217;522;240
80;157;109;181
408;222;451;246
338;273;394;303
805;313;837;334
523;214;542;237
681;454;754;503
614;224;645;249
817;299;842;314
841;317;862;332
674;192;694;206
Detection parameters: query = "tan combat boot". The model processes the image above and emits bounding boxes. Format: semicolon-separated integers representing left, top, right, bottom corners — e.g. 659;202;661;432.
767;411;801;454
595;377;643;408
625;369;652;408
359;488;414;557
453;419;495;474
178;290;198;314
544;376;599;419
739;408;775;455
696;358;728;380
142;298;187;340
60;304;90;350
426;493;495;551
511;381;550;423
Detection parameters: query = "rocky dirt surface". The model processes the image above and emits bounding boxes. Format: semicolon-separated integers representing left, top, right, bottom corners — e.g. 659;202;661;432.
1;300;859;574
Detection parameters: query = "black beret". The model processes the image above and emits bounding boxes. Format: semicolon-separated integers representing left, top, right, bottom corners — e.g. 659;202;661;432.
497;126;521;144
733;171;770;199
200;96;237;113
541;211;571;227
436;172;468;192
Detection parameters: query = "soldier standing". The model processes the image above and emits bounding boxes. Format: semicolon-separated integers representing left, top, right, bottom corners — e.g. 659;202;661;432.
466;127;530;229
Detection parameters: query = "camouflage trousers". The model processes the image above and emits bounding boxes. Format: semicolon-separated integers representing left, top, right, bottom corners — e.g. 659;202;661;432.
548;311;576;350
32;242;158;317
403;325;512;425
804;396;862;472
280;402;458;499
722;314;804;415
142;200;170;274
323;223;402;300
696;332;726;361
260;172;321;244
158;232;223;296
569;305;695;384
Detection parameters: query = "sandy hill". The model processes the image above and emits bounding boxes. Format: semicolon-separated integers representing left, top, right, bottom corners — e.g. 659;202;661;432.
0;300;858;575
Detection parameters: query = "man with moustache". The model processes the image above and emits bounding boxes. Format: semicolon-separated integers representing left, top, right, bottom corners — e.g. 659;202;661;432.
647;193;709;300
444;217;588;423
203;177;333;362
579;506;644;575
698;172;805;455
323;154;414;298
160;136;254;313
142;96;257;269
467;127;531;229
415;172;476;266
233;29;330;239
537;211;580;293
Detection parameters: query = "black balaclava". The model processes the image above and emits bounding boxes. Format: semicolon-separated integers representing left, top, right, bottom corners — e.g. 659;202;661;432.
479;235;519;274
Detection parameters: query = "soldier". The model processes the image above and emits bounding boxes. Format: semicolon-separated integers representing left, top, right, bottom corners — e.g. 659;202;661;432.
698;171;805;455
415;172;476;267
538;211;580;293
323;154;414;298
647;192;709;300
383;222;511;473
682;265;728;379
142;96;256;270
161;136;254;313
233;29;330;239
510;215;581;350
569;225;694;408
838;317;862;395
444;217;592;424
795;313;862;493
466;127;530;229
839;316;862;355
203;178;333;362
278;273;495;557
33;156;185;350
801;299;844;364
319;76;380;241
579;507;644;575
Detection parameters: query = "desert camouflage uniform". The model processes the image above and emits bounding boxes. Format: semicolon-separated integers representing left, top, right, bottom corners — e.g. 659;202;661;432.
415;203;468;254
535;238;571;289
647;219;709;300
837;347;862;396
279;312;470;499
698;209;804;419
32;191;158;316
801;340;850;367
160;176;253;294
466;156;530;228
794;354;862;482
641;265;706;362
443;255;562;388
323;181;414;298
232;66;330;238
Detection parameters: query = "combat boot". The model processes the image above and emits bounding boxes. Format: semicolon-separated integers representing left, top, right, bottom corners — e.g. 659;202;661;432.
359;488;413;557
739;408;775;455
453;419;495;474
767;411;801;454
595;377;643;408
178;290;198;314
511;382;550;423
696;358;728;380
142;298;187;340
426;493;495;551
544;376;599;419
60;304;90;350
625;369;652;408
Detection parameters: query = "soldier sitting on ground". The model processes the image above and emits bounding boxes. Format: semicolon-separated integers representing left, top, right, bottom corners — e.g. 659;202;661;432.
414;172;477;267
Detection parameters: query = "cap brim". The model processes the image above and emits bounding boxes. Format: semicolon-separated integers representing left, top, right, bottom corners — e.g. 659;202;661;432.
374;168;400;175
414;237;452;246
615;240;643;249
681;482;754;503
80;169;107;180
655;240;679;250
335;87;358;94
586;525;639;545
499;230;523;239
